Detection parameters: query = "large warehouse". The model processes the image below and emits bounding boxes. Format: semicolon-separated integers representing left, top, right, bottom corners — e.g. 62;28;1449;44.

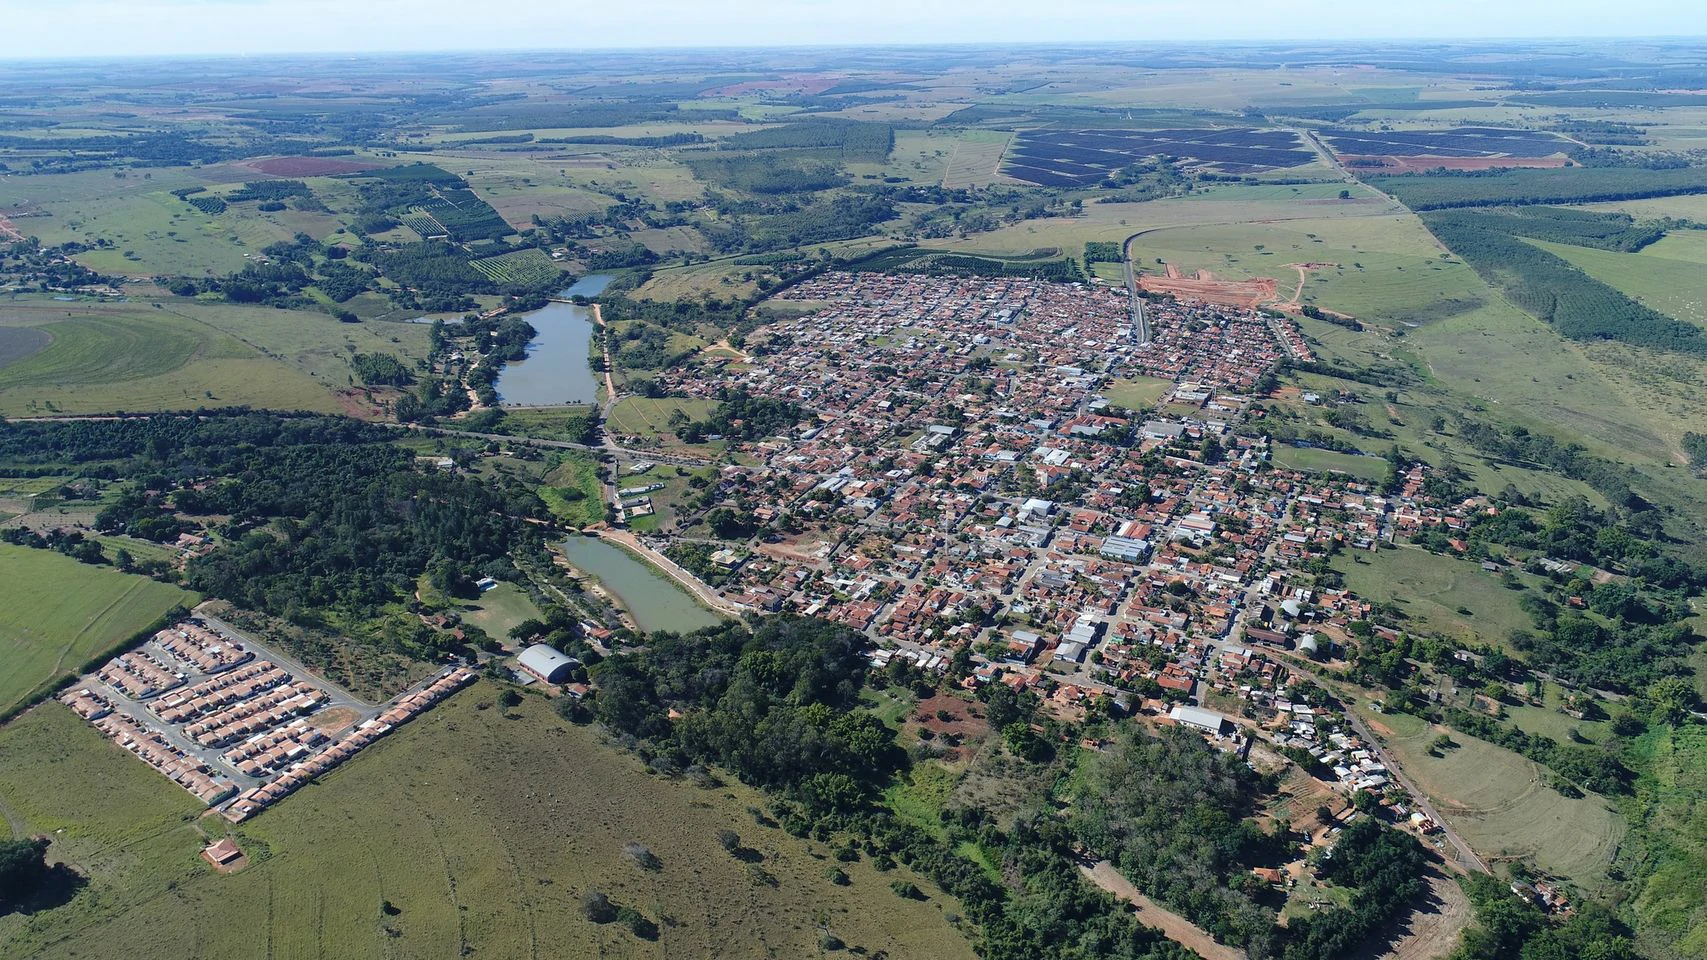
517;644;580;684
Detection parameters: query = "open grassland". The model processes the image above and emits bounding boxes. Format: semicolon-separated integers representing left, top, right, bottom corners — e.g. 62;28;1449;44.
0;690;977;960
0;301;342;415
162;300;433;384
0;545;197;715
1360;706;1624;888
938;130;1020;188
0;168;351;278
1331;546;1542;648
1270;445;1389;480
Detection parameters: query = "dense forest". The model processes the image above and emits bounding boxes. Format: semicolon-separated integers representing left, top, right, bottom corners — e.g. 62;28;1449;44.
1424;210;1707;356
1376;167;1707;210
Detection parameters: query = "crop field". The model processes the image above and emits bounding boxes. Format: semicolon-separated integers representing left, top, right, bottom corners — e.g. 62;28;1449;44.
1361;706;1625;889
0;690;976;960
0;545;198;715
0;303;340;416
0;325;50;367
1001;128;1314;187
1331;546;1543;648
470;248;565;286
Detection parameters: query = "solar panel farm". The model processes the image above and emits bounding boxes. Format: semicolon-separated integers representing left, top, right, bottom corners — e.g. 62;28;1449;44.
1001;127;1317;186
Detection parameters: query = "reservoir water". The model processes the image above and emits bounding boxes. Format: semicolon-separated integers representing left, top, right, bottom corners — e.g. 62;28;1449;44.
493;273;617;407
559;536;724;635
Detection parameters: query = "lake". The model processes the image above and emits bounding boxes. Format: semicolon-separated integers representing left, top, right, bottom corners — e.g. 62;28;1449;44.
558;536;724;635
493;273;616;407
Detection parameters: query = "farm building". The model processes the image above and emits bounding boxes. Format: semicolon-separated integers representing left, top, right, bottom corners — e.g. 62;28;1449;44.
1169;705;1233;736
517;644;580;684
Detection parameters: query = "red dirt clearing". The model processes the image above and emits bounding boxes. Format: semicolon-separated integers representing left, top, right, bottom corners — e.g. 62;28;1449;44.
1140;272;1278;310
246;156;386;177
1339;155;1569;173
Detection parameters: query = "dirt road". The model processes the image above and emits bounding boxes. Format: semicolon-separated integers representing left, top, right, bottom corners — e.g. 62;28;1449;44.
1081;861;1246;960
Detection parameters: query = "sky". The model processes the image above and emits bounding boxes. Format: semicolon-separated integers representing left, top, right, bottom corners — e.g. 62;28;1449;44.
4;0;1705;59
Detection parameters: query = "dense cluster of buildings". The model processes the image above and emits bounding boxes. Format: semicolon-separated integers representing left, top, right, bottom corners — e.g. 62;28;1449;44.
634;272;1500;835
62;617;476;820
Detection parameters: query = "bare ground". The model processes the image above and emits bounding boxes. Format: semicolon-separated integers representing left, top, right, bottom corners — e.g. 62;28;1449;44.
1081;860;1247;960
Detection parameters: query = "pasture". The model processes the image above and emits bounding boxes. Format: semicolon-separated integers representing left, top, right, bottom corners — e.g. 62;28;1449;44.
0;297;429;415
0;545;197;715
1331;546;1541;648
1528;237;1707;329
0;689;977;960
1361;706;1624;889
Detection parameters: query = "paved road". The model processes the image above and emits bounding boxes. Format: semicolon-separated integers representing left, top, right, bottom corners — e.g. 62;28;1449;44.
1121;232;1153;346
405;423;711;468
1345;710;1489;875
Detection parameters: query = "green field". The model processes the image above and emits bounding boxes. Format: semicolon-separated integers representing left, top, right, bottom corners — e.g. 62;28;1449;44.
458;581;546;642
1529;236;1707;329
469;248;566;286
0;300;349;415
607;396;717;442
1359;706;1625;889
539;451;606;527
0;690;977;960
1270;445;1389;480
0;545;198;714
1103;375;1174;411
1332;546;1543;648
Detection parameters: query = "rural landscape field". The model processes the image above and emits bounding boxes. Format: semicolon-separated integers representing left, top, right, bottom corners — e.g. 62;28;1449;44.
3;18;1707;960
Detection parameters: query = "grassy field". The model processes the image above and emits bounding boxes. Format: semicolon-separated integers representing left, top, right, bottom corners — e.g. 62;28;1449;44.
0;690;978;960
1270;445;1389;480
1331;546;1542;648
0;545;198;715
1103;375;1173;411
1359;706;1625;889
539;451;606;527
458;581;546;643
1529;237;1707;329
0;300;347;415
607;396;717;442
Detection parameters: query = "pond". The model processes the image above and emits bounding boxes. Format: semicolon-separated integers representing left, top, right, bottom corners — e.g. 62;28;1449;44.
493;273;616;407
558;536;724;635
